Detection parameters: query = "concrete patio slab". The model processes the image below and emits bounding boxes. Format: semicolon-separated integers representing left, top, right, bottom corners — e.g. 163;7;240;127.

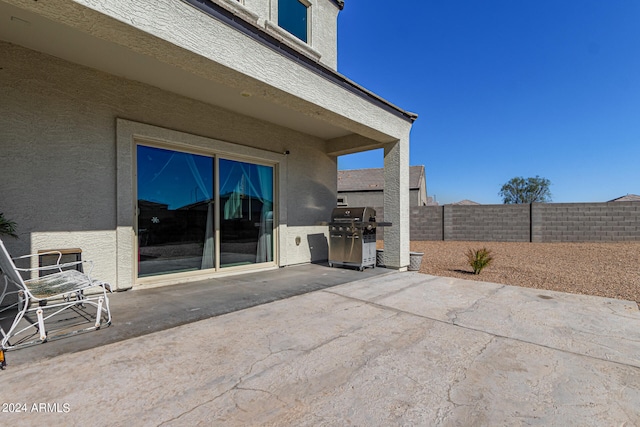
2;271;639;426
333;274;640;368
4;263;393;365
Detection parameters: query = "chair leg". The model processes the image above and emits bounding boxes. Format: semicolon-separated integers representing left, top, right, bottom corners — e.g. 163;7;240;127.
36;308;47;341
75;290;86;308
0;325;9;350
95;296;104;328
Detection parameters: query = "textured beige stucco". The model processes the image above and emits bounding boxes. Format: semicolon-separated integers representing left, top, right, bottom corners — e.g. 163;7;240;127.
1;0;403;142
1;0;415;286
1;42;338;289
384;135;411;270
240;0;340;68
29;231;116;283
283;226;330;265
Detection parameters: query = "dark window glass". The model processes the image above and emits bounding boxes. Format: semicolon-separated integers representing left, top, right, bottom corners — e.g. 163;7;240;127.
137;145;215;277
137;147;274;277
278;0;308;42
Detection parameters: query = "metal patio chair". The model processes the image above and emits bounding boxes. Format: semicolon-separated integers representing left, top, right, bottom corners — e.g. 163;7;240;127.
0;238;112;366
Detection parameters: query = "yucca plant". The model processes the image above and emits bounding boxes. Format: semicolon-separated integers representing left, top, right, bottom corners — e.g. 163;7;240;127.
0;212;18;238
466;247;493;275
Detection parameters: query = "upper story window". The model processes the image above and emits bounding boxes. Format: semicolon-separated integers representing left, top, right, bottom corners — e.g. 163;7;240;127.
278;0;309;43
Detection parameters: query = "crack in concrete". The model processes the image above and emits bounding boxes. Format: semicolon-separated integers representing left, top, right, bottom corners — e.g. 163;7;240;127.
160;280;639;426
447;285;507;325
329;285;640;370
159;312;395;426
612;386;637;422
438;335;497;425
600;302;640;318
158;338;293;426
575;328;640;344
157;382;240;426
307;334;351;354
234;385;289;410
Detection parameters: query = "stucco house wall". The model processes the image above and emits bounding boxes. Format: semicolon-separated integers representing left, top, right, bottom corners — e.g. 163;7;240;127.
339;189;425;208
206;0;340;69
1;0;416;290
337;166;428;208
1;41;336;288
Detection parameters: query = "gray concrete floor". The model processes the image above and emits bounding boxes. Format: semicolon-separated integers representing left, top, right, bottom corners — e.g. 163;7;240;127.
2;267;640;426
4;262;393;365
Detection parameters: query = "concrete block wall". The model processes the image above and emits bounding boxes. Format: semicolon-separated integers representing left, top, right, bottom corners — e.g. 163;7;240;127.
373;205;442;242
444;204;530;242
407;202;640;242
533;202;640;242
411;206;443;240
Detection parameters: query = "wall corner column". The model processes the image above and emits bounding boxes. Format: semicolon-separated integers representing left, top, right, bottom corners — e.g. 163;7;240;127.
383;135;410;270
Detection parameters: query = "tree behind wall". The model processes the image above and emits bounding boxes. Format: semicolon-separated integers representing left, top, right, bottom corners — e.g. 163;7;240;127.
499;176;552;204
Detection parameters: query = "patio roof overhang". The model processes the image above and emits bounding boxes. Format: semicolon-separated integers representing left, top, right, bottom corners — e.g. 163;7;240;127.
0;0;416;153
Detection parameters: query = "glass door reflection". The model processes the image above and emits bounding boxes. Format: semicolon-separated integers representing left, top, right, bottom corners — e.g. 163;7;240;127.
219;159;274;267
137;145;215;277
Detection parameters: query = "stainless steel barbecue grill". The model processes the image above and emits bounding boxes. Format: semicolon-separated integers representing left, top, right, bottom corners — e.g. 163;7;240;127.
328;207;381;271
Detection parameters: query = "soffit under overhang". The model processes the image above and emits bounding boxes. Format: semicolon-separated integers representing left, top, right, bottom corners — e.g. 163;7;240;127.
0;0;407;145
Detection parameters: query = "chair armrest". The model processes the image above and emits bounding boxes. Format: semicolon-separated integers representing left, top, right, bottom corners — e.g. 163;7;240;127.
16;260;95;276
14;251;63;264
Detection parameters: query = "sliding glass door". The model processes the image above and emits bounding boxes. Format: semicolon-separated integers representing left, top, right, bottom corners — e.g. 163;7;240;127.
219;159;274;267
137;144;274;278
137;145;215;277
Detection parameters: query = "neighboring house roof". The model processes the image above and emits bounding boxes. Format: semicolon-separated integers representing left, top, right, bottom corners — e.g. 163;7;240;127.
338;166;425;192
452;199;480;205
608;194;640;202
425;196;439;206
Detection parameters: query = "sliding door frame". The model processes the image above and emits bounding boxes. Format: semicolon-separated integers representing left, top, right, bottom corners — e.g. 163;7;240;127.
116;119;285;289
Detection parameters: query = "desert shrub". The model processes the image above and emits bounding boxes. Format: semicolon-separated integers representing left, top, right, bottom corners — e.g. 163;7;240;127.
466;247;493;274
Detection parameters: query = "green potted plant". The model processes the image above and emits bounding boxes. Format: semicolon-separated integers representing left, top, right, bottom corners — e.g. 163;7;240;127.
0;212;18;239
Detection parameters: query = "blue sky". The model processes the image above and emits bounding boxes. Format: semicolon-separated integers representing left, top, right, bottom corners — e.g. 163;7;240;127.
336;1;640;205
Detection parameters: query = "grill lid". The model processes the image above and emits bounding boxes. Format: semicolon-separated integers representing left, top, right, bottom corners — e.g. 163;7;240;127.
330;207;376;223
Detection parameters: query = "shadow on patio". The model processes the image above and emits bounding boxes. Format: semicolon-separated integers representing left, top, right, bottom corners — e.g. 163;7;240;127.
2;263;394;367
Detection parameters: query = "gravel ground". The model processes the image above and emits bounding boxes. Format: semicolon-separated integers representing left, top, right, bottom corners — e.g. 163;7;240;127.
406;241;640;305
